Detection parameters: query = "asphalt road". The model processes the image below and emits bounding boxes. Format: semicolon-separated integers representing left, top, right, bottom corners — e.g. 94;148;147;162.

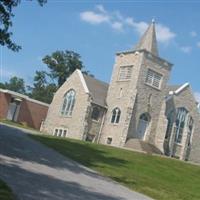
0;124;153;200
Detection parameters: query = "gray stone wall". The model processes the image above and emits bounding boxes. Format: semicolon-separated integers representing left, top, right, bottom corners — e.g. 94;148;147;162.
41;70;90;140
128;51;172;145
99;51;143;146
172;87;200;162
161;86;200;161
154;100;168;152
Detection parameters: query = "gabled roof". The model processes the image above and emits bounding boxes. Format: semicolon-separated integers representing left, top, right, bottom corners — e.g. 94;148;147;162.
83;74;109;107
134;20;158;56
166;83;190;96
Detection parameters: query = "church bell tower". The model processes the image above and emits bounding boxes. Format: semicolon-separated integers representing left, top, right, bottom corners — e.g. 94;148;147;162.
100;20;173;148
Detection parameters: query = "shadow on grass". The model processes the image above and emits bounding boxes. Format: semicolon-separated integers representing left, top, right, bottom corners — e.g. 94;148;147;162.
30;134;128;168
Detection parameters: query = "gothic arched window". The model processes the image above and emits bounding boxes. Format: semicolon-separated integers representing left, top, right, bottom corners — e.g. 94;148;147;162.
111;108;121;124
175;107;188;143
61;89;76;116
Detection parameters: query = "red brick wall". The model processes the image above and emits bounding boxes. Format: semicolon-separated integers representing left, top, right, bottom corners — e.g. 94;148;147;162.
17;100;49;130
0;92;11;119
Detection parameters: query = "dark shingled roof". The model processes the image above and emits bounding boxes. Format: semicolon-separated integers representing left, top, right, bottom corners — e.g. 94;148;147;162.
83;74;109;107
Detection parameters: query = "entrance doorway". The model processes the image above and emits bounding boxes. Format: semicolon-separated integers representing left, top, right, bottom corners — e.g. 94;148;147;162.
7;98;21;121
136;113;151;140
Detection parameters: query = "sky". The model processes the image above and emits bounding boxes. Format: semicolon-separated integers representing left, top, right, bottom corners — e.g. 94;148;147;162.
1;1;200;101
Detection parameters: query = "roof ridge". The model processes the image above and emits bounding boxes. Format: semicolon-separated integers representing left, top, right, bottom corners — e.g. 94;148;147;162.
83;74;109;86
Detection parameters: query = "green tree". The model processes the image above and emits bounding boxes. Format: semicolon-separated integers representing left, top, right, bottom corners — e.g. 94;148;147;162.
4;76;26;94
42;50;85;87
0;82;5;89
0;0;47;51
30;71;57;104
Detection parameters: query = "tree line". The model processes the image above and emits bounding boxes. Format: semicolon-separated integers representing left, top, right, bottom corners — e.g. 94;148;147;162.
0;50;92;104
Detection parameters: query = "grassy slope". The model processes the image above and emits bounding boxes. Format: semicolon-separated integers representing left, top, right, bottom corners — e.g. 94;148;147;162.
0;180;15;200
30;135;200;200
0;119;35;131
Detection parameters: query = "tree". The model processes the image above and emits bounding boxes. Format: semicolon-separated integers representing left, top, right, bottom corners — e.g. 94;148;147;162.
30;71;57;104
0;82;5;89
4;76;26;94
42;50;85;87
0;0;47;51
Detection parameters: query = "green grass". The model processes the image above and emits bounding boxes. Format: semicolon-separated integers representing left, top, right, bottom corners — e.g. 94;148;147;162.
0;119;36;131
30;134;200;200
0;180;15;200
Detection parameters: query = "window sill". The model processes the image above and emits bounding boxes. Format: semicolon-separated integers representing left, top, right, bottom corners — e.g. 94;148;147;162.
92;119;100;123
174;142;183;147
60;114;72;118
110;123;119;126
116;79;131;82
145;83;161;91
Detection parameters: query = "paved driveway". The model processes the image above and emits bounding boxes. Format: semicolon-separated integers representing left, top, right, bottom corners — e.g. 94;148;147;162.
0;125;153;200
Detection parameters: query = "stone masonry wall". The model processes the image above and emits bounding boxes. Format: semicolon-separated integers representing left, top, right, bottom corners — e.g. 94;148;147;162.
100;51;143;147
41;71;90;140
172;87;200;162
128;51;172;145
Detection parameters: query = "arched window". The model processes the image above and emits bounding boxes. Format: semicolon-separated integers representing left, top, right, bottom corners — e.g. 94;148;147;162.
175;107;188;143
111;108;121;124
61;89;76;116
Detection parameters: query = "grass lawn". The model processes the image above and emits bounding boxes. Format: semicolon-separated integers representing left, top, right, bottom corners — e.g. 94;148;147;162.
30;134;200;200
0;119;36;132
0;180;15;200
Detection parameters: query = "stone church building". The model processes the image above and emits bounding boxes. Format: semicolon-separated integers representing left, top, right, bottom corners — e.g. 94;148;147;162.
41;21;200;163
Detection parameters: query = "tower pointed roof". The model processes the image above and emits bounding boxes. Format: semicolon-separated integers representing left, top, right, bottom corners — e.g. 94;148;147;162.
134;20;158;56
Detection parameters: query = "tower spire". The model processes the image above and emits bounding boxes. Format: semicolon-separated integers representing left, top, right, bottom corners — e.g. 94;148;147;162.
134;20;158;56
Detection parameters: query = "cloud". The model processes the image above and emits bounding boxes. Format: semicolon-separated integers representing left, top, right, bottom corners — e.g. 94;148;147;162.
125;17;175;44
111;21;123;31
80;11;109;25
96;4;106;13
80;5;176;44
197;42;200;48
194;92;200;103
180;46;192;53
190;31;197;37
156;24;176;43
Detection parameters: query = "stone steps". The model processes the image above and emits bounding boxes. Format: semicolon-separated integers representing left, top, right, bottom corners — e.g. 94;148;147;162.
124;138;162;154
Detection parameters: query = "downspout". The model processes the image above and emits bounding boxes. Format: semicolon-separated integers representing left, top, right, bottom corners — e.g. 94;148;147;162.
97;109;106;144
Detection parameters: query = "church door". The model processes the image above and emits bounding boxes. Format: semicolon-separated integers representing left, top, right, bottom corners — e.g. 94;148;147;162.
137;113;150;140
7;99;21;121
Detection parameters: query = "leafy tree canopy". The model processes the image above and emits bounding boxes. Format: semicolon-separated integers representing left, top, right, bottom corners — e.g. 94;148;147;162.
0;0;47;51
29;70;57;104
0;50;92;104
0;82;6;89
4;76;26;94
42;50;85;87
